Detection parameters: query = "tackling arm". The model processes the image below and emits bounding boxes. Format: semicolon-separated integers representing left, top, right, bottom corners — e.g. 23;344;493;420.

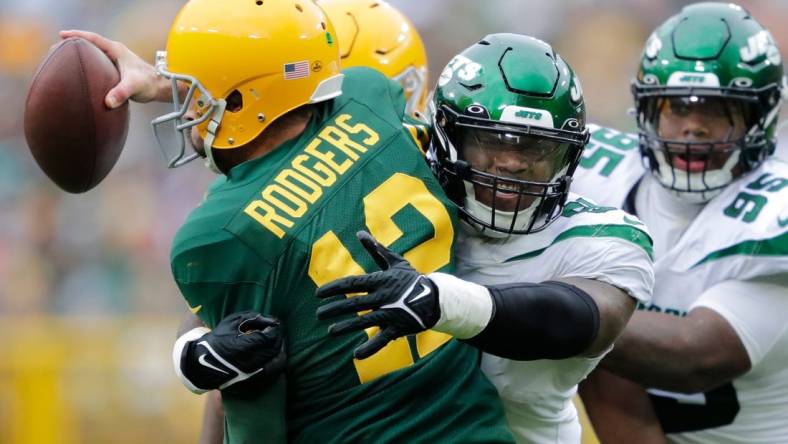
437;274;634;360
561;276;636;357
172;311;286;395
316;231;636;360
601;307;750;393
602;277;788;393
172;310;288;443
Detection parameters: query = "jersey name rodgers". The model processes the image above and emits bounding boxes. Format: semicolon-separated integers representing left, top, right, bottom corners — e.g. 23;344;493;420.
171;68;512;443
455;192;654;444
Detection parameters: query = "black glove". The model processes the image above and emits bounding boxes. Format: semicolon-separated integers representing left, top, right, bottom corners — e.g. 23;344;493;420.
316;231;440;359
174;311;286;398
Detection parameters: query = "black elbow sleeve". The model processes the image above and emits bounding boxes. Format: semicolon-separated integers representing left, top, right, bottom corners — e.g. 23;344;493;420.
463;281;600;361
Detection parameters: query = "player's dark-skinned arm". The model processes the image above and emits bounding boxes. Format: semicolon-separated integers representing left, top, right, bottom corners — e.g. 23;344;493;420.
519;276;635;358
200;391;225;444
579;369;667;444
599;307;750;393
316;231;635;360
177;311;206;337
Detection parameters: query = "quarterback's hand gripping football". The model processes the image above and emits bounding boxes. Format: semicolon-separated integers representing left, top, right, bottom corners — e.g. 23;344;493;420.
316;231;440;359
173;311;286;397
59;30;173;108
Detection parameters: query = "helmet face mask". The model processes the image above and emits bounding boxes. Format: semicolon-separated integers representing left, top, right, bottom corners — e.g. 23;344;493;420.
633;2;785;203
637;94;766;201
430;35;588;236
151;50;226;170
392;65;428;116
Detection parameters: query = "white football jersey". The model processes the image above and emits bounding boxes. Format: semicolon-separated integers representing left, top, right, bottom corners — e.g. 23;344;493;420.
456;192;654;444
570;123;645;208
573;124;788;444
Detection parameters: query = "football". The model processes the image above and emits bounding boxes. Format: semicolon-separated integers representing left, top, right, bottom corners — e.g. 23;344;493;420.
24;37;129;193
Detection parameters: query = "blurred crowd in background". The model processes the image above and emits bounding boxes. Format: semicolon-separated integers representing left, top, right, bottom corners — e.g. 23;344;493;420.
1;1;787;443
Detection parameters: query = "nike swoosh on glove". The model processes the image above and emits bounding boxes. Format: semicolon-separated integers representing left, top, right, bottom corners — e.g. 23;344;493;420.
316;231;440;359
173;311;286;398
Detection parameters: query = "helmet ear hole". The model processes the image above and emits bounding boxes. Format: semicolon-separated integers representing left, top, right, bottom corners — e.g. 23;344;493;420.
465;105;489;118
226;90;244;113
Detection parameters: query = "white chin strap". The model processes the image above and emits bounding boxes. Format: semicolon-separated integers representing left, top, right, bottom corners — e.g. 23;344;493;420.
652;150;740;204
201;100;227;174
463;181;539;238
393;66;426;117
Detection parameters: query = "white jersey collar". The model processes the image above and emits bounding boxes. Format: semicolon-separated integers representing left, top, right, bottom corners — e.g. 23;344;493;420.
636;174;704;259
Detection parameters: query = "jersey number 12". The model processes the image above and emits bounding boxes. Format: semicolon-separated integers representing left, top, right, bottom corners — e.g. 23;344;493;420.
308;173;455;384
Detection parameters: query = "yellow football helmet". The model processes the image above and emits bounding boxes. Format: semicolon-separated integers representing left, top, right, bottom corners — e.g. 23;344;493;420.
152;0;343;171
317;0;428;116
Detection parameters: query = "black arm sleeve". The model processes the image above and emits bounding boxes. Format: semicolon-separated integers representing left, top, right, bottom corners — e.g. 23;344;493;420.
462;281;600;361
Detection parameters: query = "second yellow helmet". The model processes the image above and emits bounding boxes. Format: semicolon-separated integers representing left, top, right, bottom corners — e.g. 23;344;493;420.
318;0;428;116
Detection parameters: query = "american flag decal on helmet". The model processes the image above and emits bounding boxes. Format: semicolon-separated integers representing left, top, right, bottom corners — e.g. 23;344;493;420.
284;61;310;80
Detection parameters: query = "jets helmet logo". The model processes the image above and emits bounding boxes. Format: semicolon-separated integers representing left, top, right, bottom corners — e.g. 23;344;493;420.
740;30;781;65
439;54;482;86
644;33;662;59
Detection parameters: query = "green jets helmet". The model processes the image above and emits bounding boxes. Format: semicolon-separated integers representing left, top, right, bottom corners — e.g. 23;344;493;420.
633;2;786;202
430;33;588;236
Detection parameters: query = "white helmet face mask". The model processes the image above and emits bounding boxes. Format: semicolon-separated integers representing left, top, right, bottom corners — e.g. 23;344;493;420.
150;51;227;173
462;178;543;239
392;65;427;117
651;149;741;203
461;156;570;238
460;125;573;237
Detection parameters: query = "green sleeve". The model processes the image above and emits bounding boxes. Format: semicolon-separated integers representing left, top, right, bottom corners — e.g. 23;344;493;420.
171;228;275;327
174;280;274;328
173;233;286;443
223;376;287;444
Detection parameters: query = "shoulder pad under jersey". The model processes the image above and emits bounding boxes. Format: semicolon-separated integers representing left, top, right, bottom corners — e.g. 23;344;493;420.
572;124;646;208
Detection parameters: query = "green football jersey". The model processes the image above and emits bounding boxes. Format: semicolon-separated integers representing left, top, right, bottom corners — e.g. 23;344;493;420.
171;68;513;444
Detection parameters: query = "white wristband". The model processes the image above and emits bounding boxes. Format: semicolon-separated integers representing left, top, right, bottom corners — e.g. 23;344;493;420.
172;326;211;394
428;272;493;339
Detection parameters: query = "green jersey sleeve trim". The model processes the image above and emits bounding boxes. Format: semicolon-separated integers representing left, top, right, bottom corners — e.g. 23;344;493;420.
504;224;655;263
691;231;788;268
